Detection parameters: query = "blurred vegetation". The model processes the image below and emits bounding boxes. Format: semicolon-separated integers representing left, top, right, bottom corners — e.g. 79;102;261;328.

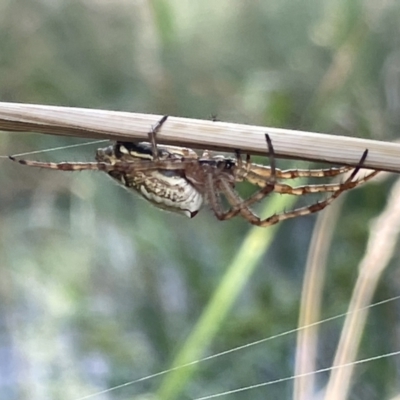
1;1;400;400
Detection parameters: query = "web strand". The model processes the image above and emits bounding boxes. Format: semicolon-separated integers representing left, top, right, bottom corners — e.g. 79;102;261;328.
0;139;109;159
193;350;400;400
72;294;400;400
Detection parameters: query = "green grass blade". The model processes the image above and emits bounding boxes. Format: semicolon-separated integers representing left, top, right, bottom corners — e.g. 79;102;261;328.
156;193;300;400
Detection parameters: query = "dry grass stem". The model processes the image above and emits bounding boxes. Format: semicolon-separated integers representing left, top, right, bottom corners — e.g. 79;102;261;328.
294;197;344;400
1;102;400;172
324;177;400;400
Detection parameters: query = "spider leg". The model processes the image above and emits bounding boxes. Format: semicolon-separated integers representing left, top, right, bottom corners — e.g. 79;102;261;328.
214;178;270;221
235;149;376;227
207;134;277;221
234;148;353;186
229;134;277;211
210;171;380;222
148;115;169;161
205;173;226;220
8;156;191;173
279;166;353;178
204;170;245;220
236;164;354;186
255;165;352;180
205;166;271;222
235;134;277;183
234;150;252;180
272;170;378;195
8;157;112;171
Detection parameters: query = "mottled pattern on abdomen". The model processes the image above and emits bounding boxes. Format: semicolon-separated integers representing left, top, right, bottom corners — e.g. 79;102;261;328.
109;170;203;218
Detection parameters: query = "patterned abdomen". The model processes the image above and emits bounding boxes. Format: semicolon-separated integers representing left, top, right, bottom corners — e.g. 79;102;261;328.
109;169;203;218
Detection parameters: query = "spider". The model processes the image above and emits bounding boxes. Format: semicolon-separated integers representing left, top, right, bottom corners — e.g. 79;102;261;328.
9;116;379;227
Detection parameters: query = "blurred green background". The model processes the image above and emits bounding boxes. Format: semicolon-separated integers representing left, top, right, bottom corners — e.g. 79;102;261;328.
1;1;400;399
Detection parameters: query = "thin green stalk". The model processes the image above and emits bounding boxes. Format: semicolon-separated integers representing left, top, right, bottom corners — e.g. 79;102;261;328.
156;193;299;400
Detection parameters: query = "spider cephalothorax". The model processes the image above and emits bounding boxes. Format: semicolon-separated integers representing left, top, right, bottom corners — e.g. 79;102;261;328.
10;116;379;227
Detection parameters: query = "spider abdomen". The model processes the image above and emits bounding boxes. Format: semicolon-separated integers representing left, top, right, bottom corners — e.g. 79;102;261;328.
112;169;203;218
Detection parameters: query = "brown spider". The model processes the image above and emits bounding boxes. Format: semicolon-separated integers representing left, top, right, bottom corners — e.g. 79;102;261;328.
9;116;379;227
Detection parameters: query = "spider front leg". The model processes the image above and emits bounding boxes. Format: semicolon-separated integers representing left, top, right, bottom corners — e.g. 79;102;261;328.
240;164;353;184
235;149;354;185
233;149;374;227
236;147;378;196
